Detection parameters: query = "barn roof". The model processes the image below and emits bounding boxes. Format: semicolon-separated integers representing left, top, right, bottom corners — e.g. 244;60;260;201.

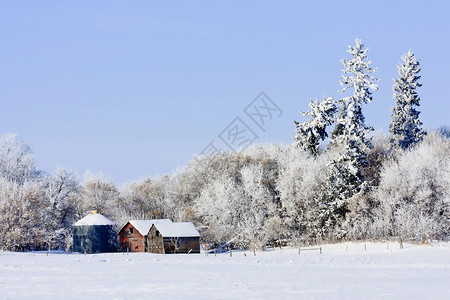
73;212;115;226
120;219;172;236
153;222;200;237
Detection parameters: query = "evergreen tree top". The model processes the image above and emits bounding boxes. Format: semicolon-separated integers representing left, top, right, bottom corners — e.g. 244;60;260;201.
340;38;379;102
390;49;425;150
393;50;422;105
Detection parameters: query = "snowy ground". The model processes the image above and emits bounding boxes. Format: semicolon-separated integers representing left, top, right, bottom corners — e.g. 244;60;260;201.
1;242;449;299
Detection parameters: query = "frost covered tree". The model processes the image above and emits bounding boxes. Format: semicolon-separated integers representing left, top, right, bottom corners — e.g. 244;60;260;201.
375;132;449;240
0;178;46;250
191;146;284;249
276;145;331;243
294;97;336;155
390;50;425;150
0;134;48;250
0;133;39;184
330;38;378;191
118;175;172;226
239;164;277;251
194;175;242;244
42;168;80;249
325;39;379;238
80;172;120;220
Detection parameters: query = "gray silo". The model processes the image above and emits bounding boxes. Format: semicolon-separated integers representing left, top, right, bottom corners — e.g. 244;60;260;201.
72;212;117;253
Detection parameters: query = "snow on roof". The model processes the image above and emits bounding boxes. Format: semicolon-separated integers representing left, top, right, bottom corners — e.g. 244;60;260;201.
127;219;172;236
74;212;115;226
153;222;199;237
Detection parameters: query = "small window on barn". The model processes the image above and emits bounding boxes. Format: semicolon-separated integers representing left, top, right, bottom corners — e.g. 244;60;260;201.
129;227;133;234
156;230;160;237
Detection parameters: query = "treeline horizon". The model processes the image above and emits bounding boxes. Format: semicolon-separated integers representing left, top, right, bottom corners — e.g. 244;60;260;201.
0;130;448;251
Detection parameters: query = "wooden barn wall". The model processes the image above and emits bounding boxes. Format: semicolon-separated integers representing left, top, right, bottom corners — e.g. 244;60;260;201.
146;225;164;254
162;237;200;254
118;223;145;252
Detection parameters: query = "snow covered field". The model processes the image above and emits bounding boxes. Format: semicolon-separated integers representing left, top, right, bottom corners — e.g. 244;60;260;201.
1;242;449;299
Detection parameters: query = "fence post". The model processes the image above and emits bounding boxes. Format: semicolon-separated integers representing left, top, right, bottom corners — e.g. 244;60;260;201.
230;248;232;257
365;243;367;251
298;247;300;255
400;238;403;249
320;247;322;254
214;249;216;257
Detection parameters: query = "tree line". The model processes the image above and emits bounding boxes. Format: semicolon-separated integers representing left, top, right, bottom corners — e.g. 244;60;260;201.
0;39;448;251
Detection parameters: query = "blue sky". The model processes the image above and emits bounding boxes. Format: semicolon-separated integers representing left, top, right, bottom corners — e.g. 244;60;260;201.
1;1;449;184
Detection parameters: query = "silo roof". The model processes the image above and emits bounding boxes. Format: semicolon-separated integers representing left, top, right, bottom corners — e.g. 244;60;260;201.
74;212;115;226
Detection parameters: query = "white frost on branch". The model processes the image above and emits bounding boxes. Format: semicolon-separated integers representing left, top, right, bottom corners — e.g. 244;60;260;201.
294;96;337;155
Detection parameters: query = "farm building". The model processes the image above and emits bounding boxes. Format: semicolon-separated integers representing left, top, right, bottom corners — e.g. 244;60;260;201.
117;219;172;252
147;222;200;254
72;212;117;254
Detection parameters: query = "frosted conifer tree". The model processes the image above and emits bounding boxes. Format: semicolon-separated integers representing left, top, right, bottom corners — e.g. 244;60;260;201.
325;39;379;237
294;97;336;155
330;38;378;190
390;50;425;150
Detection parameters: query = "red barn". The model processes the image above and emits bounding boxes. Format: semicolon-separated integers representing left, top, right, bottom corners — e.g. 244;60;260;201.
117;219;172;252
